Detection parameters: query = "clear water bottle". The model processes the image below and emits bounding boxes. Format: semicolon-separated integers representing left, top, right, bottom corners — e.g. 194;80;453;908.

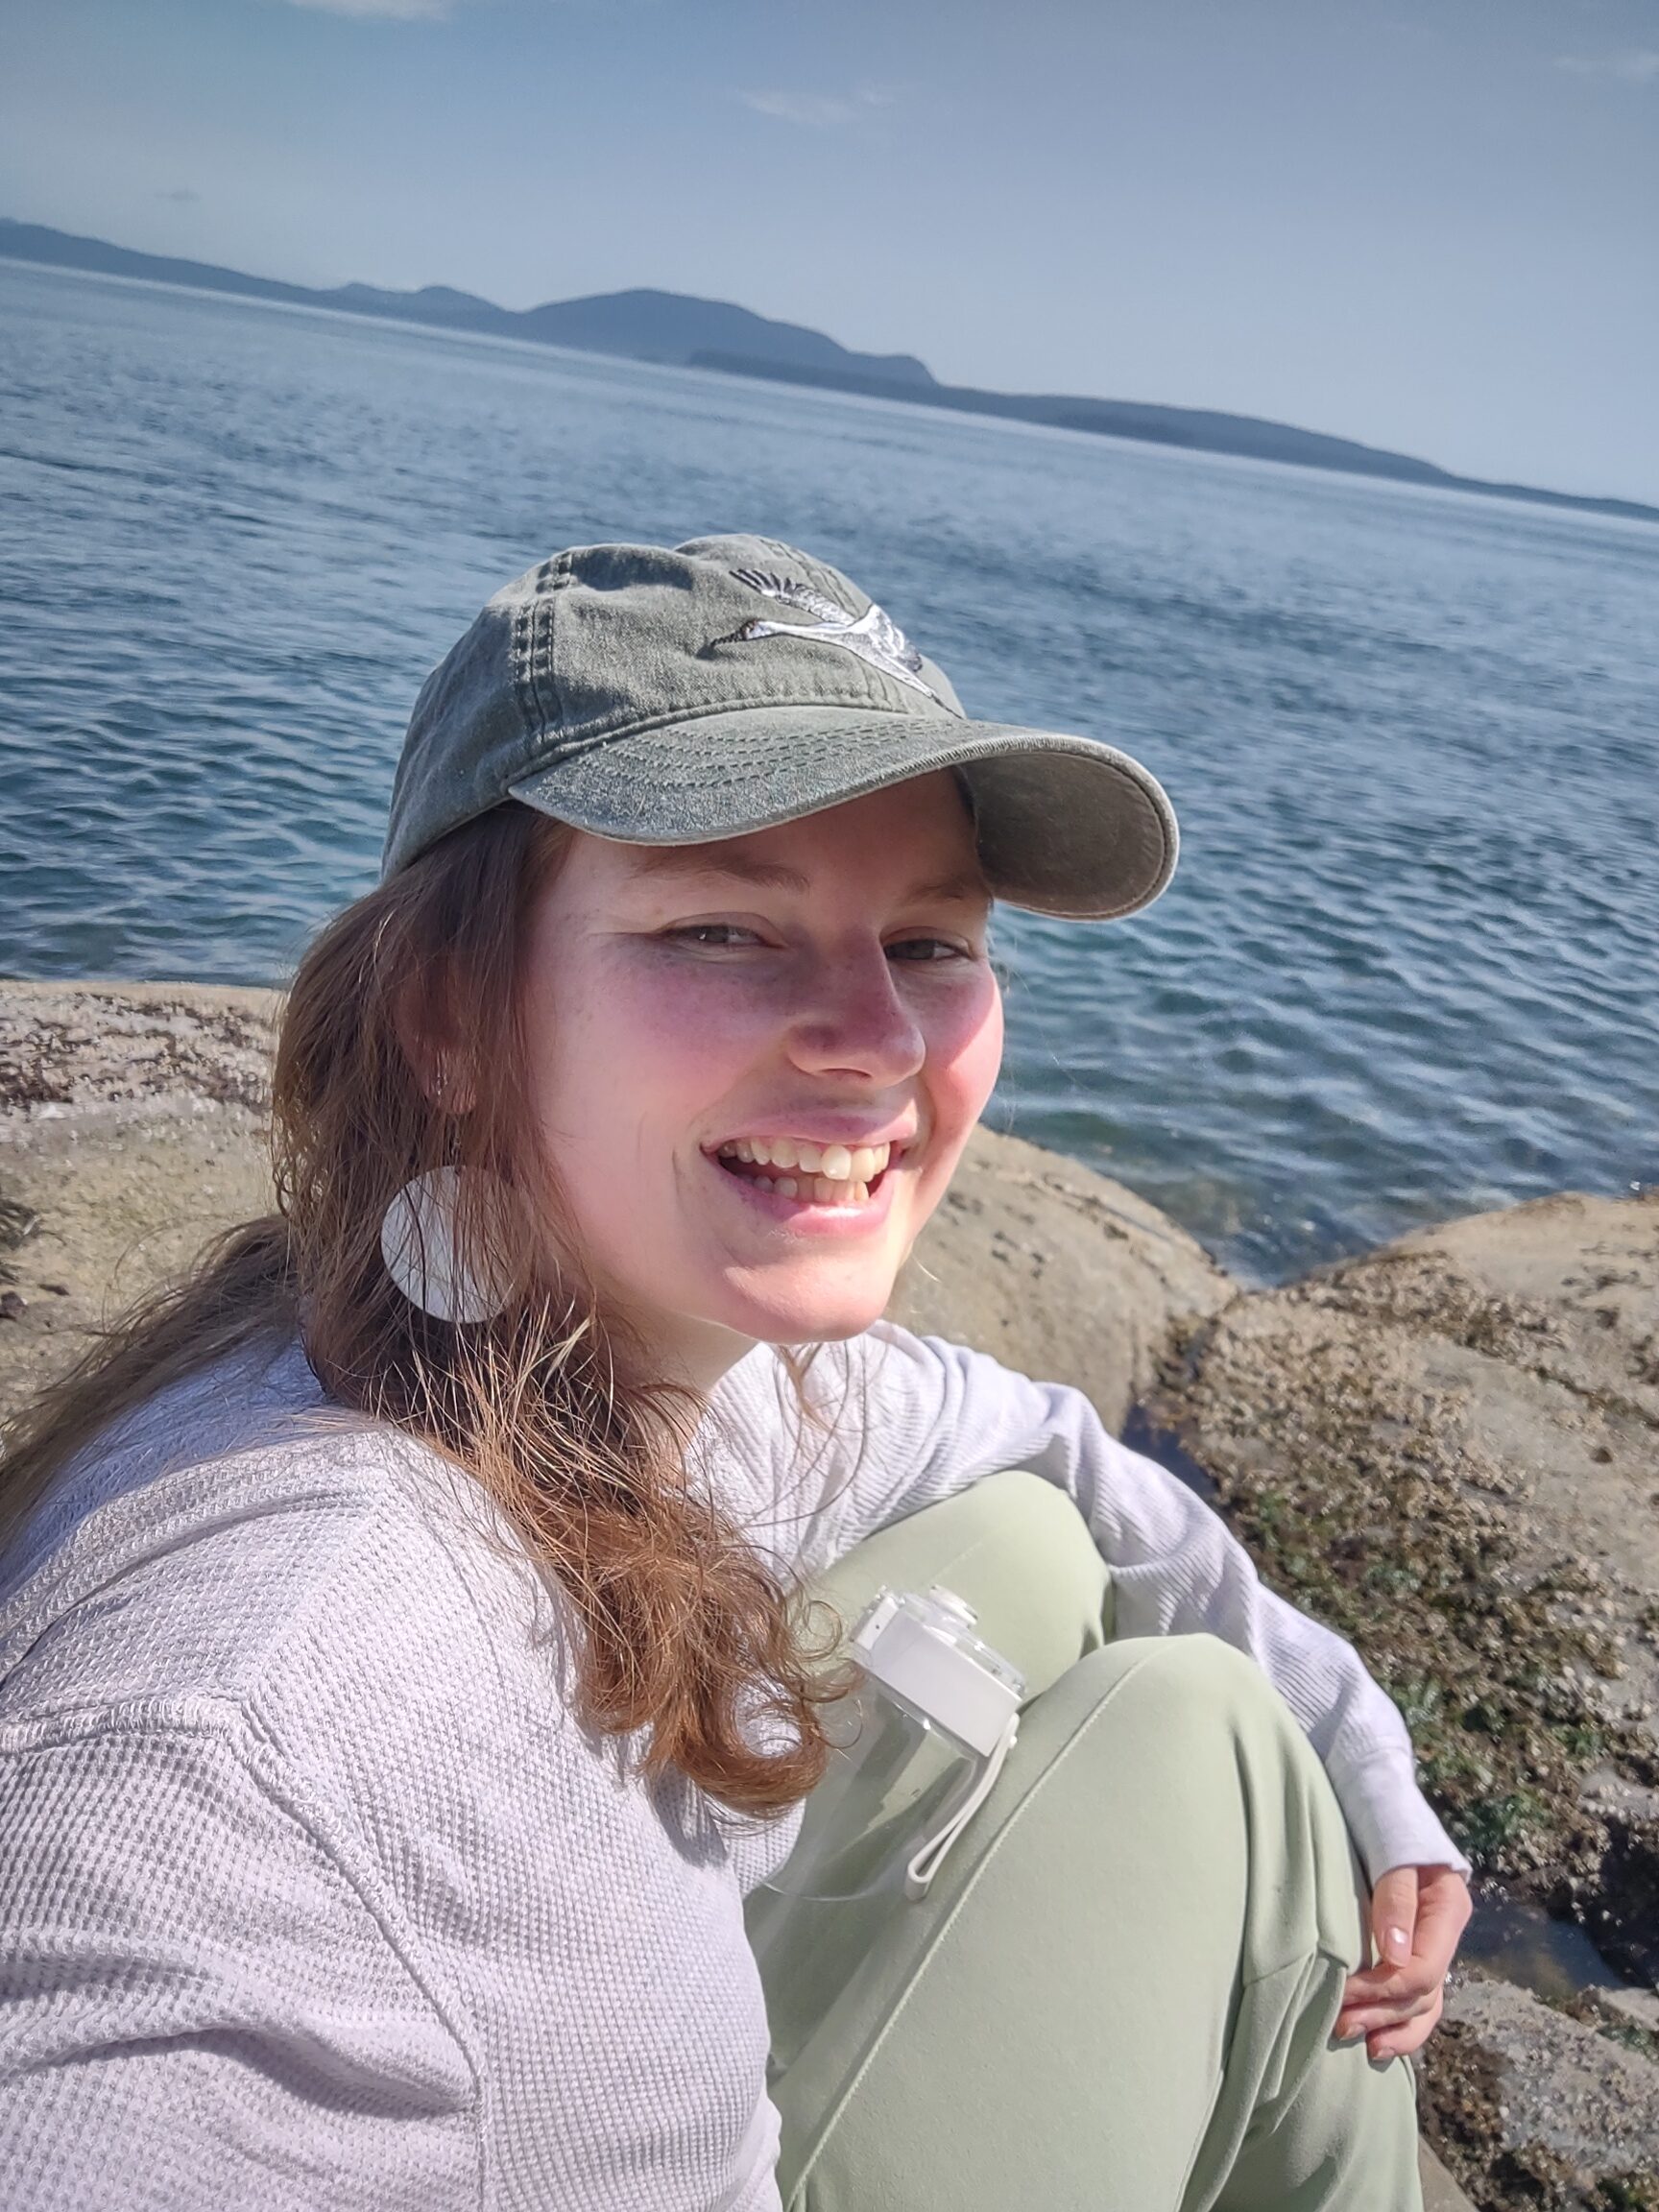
760;1583;1025;1905
745;1583;1025;2080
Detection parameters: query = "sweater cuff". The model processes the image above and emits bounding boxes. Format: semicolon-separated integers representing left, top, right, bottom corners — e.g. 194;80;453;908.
1331;1743;1473;1885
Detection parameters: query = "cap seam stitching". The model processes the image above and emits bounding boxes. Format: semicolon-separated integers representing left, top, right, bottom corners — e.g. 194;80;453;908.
515;711;1134;768
512;689;950;758
519;559;566;764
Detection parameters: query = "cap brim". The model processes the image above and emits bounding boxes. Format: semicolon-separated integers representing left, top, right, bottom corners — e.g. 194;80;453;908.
508;706;1177;921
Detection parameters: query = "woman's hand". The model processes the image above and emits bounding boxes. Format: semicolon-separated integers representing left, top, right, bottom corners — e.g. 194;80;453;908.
1336;1863;1473;2060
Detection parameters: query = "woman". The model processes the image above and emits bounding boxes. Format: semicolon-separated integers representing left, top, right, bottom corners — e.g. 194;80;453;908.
0;535;1470;2211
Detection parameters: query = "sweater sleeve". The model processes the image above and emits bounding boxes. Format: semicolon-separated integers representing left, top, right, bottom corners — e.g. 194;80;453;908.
0;1706;481;2212
792;1325;1471;1885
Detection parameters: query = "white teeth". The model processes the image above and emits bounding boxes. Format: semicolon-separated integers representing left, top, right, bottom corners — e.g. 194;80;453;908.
723;1137;892;1194
728;1168;878;1205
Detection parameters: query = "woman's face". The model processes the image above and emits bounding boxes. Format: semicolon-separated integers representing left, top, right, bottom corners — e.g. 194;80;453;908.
519;773;1003;1383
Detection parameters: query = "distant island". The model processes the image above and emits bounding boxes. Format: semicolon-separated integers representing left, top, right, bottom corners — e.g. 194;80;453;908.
4;218;1652;527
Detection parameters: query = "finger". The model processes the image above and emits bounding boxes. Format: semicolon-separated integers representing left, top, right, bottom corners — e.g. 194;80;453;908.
1410;1869;1473;1981
1366;1989;1444;2061
1369;1865;1419;1972
1337;1994;1439;2036
1344;1866;1471;2009
1341;1954;1444;2008
1335;1983;1441;2037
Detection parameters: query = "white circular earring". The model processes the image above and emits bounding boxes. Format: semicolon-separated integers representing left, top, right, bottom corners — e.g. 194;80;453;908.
380;1165;513;1325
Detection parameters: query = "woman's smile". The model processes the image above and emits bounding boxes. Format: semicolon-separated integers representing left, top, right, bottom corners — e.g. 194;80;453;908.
704;1132;904;1225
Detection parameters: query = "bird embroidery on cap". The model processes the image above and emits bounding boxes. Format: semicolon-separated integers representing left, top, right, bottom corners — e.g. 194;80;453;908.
724;569;946;704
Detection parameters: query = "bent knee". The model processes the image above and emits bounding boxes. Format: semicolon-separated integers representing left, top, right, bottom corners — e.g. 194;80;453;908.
1055;1636;1365;1965
1098;1629;1291;1714
928;1466;1097;1565
1070;1634;1332;1804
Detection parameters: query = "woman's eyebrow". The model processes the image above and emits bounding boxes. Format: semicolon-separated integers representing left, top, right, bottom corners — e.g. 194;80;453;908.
907;871;992;906
626;852;988;904
628;851;810;893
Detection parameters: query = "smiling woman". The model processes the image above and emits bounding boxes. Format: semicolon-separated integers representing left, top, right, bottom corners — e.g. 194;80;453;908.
0;536;1467;2212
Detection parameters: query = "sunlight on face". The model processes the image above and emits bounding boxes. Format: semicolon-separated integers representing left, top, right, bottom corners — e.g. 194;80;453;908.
518;774;1003;1385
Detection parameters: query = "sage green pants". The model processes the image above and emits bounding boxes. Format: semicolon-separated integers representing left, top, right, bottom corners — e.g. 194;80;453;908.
746;1472;1423;2212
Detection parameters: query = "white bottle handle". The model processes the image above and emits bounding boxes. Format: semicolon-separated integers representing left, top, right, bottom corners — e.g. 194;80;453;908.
903;1714;1019;1900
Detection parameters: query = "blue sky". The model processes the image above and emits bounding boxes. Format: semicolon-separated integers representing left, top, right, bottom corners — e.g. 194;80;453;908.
2;0;1656;501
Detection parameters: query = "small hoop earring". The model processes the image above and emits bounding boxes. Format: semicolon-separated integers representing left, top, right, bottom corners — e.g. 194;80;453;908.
380;1166;513;1325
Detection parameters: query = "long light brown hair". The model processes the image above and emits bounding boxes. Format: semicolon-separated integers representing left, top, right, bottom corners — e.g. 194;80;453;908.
0;805;842;1815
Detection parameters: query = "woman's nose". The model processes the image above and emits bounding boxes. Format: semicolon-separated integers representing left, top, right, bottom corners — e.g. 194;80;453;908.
786;947;926;1086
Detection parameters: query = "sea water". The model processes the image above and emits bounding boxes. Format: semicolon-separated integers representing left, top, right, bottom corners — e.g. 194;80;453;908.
2;258;1654;1279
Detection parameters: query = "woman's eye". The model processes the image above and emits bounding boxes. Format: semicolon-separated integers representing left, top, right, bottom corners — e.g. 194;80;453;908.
886;936;971;963
664;924;762;948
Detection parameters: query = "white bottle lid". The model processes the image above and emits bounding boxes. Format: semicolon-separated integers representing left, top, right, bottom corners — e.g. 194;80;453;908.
851;1586;1024;1759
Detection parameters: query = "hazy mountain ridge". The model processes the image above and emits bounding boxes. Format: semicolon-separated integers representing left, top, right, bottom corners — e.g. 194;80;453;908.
0;221;932;388
4;219;1651;524
694;352;1659;523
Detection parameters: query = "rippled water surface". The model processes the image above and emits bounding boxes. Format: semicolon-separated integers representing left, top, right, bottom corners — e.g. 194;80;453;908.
3;259;1655;1277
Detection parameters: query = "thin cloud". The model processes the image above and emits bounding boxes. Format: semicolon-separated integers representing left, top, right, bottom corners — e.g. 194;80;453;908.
739;85;892;129
1554;49;1659;84
156;187;201;204
280;0;452;20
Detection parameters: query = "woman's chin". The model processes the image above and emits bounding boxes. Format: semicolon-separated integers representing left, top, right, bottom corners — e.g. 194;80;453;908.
716;1272;897;1349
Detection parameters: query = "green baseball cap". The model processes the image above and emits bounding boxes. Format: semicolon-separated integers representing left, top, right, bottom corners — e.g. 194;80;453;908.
382;533;1177;920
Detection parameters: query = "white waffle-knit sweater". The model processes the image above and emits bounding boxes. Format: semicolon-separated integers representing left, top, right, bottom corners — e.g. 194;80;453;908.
0;1327;1467;2211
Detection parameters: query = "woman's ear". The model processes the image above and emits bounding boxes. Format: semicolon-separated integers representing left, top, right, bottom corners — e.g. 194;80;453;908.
392;973;477;1115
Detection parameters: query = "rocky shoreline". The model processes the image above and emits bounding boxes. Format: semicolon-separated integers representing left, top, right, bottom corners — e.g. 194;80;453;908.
3;979;1655;2212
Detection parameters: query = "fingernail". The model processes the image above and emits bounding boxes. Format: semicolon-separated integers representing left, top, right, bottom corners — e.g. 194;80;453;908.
1383;1925;1411;1964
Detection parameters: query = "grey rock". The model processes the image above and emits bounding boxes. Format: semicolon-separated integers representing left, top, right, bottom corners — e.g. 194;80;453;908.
1420;2141;1478;2212
892;1122;1234;1433
0;976;277;1115
1446;1972;1659;2179
0;981;281;1429
1148;1188;1659;1868
1586;1982;1659;2035
1376;1195;1659;1752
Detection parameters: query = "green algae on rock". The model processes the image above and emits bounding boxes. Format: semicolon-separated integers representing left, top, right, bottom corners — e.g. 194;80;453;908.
1147;1200;1659;1983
